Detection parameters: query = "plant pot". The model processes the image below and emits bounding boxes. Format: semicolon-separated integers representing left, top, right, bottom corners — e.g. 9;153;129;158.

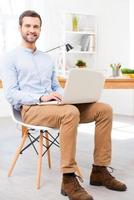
76;65;86;68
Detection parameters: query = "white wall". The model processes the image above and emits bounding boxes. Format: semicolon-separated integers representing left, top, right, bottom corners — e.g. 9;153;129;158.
36;0;133;116
36;0;129;69
0;90;11;117
0;0;131;116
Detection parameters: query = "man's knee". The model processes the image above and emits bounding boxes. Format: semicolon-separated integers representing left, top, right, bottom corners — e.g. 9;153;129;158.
98;103;113;119
64;105;80;123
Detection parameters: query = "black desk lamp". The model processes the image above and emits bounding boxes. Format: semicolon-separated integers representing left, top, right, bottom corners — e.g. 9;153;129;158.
45;43;73;53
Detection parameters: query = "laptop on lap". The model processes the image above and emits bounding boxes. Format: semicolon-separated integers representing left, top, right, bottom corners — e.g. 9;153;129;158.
39;68;105;105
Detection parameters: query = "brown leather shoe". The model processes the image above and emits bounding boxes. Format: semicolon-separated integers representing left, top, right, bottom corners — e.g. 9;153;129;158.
61;174;94;200
90;165;127;191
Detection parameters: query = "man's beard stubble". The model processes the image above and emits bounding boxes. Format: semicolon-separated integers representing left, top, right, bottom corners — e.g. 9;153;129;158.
21;33;39;43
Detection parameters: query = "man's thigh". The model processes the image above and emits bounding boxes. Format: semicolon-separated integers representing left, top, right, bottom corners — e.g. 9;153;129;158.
76;102;109;123
21;104;78;128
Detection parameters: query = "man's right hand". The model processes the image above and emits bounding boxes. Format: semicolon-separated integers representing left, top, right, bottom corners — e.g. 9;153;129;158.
40;92;62;102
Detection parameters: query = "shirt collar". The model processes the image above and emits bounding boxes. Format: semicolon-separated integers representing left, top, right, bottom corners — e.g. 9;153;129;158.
19;46;38;54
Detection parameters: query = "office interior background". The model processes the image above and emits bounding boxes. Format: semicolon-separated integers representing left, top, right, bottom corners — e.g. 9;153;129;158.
0;1;134;200
0;0;133;117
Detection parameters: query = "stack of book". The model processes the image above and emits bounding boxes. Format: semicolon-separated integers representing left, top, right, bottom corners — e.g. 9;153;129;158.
81;35;95;52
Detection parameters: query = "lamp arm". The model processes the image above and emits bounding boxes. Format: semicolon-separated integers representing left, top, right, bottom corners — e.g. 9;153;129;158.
45;44;65;53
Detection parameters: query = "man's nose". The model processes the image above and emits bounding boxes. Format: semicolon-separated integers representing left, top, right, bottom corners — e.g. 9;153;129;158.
29;26;35;32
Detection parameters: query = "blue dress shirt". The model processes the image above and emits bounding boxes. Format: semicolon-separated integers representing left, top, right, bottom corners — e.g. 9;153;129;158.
0;47;64;110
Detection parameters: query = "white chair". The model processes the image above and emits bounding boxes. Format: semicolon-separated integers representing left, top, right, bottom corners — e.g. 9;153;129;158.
8;107;82;189
8;106;60;189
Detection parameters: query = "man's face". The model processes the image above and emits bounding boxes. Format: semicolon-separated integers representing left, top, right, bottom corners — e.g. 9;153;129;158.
19;16;41;43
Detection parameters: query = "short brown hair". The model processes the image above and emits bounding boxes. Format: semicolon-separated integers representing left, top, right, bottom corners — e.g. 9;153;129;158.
19;10;42;27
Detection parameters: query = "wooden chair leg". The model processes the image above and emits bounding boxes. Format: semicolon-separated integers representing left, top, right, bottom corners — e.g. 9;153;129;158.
22;126;28;137
45;131;51;169
8;133;28;177
36;131;43;189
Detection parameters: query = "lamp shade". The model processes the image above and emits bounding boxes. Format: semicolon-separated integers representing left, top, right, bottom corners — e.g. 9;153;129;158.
65;43;73;52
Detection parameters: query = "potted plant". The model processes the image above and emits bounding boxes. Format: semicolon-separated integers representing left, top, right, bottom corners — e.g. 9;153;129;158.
72;15;78;31
75;59;86;68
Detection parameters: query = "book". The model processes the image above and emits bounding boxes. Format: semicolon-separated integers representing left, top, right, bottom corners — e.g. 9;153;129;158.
81;35;90;51
81;35;95;52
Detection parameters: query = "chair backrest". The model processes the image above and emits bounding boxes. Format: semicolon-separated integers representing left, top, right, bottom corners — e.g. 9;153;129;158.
11;106;23;124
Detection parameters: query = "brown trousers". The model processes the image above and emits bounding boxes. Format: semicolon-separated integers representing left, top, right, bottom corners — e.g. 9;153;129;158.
21;102;112;173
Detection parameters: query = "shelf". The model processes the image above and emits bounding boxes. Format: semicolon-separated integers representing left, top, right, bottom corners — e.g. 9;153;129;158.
66;51;96;54
59;12;97;76
65;31;96;35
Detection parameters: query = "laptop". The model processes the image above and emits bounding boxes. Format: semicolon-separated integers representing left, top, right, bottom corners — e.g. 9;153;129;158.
38;68;105;105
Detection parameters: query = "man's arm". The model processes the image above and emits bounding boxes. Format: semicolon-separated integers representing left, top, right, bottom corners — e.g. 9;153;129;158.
39;70;64;102
51;70;64;95
0;55;43;107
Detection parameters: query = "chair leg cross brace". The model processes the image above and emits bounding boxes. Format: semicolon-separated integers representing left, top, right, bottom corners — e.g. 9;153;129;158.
8;129;60;189
20;133;39;154
20;130;59;155
42;133;59;157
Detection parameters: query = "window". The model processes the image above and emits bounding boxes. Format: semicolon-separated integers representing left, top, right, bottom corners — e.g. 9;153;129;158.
0;0;31;54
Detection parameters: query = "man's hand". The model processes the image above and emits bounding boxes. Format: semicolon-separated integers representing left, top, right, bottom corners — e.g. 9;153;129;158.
40;92;62;102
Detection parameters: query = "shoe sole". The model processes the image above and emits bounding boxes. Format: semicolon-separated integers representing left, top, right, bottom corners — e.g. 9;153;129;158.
90;181;127;191
90;181;102;186
61;189;67;196
61;189;94;200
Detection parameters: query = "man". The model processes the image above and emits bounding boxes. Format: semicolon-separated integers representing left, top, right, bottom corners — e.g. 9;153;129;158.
0;10;127;200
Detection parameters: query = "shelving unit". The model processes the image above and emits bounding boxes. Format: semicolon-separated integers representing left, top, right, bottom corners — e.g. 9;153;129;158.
59;12;97;76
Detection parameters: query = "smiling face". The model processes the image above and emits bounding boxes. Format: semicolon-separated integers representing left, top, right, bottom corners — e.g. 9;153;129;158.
19;16;41;45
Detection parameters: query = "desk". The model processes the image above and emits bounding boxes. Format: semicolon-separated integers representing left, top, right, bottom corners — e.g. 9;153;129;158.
58;77;134;89
1;78;134;89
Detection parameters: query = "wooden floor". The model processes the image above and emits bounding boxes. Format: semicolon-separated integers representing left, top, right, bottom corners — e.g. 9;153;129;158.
0;115;134;200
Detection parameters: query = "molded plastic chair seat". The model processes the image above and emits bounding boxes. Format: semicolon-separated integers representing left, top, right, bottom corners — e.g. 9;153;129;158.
11;107;59;133
8;106;60;189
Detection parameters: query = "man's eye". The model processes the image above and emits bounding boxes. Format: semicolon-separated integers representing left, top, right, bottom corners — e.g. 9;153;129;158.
25;24;30;28
34;25;40;29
